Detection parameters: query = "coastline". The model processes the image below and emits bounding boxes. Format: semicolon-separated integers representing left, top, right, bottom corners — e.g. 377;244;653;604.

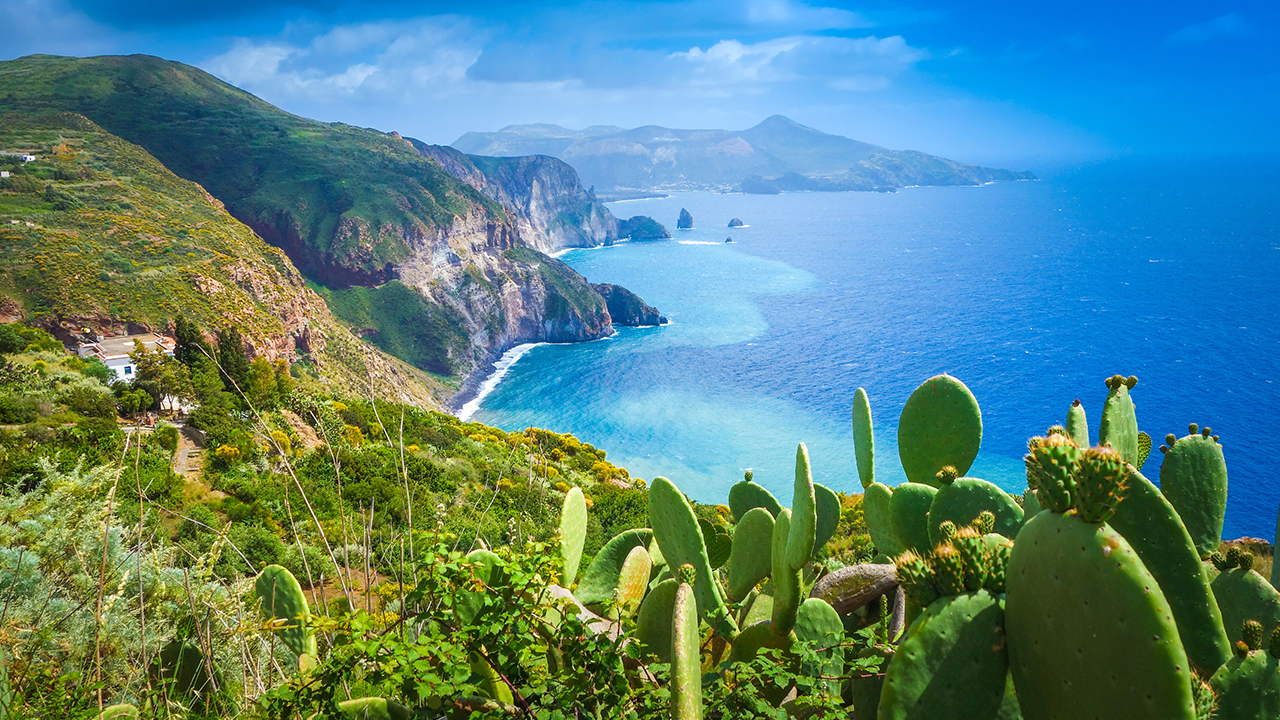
454;342;547;422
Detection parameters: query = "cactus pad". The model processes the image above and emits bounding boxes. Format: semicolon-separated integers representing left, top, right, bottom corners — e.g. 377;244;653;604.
878;590;1012;720
1211;565;1280;647
728;479;782;521
786;443;818;571
670;580;703;720
1160;430;1229;558
1066;398;1089;449
255;564;316;658
697;517;732;569
771;508;801;634
613;545;653;617
1107;469;1231;675
897;375;983;486
853;387;875;488
794;598;845;697
889;482;938;555
456;549;505;625
813;482;842;555
648;477;736;635
725;507;774;602
864;482;904;557
576;529;655;610
560;486;588;584
149;639;214;704
1209;646;1280;720
927;476;1023;545
634;578;678;662
336;697;414;720
1006;511;1196;720
97;706;140;719
1099;374;1140;466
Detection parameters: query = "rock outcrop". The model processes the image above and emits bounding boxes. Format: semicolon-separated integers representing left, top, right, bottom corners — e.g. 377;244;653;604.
591;284;666;327
677;208;693;229
728;218;744;228
617;216;670;240
411;142;618;254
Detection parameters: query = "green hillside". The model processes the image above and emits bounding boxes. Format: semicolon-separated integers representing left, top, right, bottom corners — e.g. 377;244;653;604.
0;111;446;403
0;54;503;285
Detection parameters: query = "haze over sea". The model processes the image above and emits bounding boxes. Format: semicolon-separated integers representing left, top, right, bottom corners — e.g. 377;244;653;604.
467;156;1280;541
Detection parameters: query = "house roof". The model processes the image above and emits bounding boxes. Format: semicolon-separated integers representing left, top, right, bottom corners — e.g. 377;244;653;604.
79;333;175;361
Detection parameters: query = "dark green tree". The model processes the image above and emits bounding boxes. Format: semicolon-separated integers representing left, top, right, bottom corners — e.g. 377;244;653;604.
216;327;251;397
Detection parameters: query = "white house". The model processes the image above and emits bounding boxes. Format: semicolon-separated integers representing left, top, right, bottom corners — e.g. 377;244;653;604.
19;155;35;163
77;333;176;383
0;171;9;178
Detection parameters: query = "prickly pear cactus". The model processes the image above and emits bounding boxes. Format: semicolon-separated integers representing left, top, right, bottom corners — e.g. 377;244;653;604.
725;507;774;602
882;482;932;555
1210;551;1280;647
897;375;982;487
456;549;505;625
670;567;703;720
1005;437;1196;720
575;529;654;610
560;486;588;584
794;597;845;697
648;477;737;636
613;545;653;617
813;482;841;555
1159;425;1228;558
149;639;214;705
1208;624;1280;720
96;705;140;719
635;578;678;662
728;476;782;521
878;590;1013;720
1107;467;1231;674
864;482;904;557
336;697;414;719
1098;374;1140;466
853;387;875;488
255;564;317;659
1065;398;1089;449
927;467;1023;544
786;443;818;571
771;508;801;634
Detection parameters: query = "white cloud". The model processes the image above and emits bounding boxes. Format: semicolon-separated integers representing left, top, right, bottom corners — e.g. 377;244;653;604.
673;35;926;90
1165;13;1249;47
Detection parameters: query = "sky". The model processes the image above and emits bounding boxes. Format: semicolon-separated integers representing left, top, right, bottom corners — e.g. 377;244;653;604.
2;0;1276;164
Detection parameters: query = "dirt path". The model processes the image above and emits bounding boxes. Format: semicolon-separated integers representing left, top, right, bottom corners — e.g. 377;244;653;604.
174;424;226;502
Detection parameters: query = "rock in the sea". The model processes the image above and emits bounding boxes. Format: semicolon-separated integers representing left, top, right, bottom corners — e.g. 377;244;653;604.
592;283;667;327
617;215;670;240
677;208;693;229
728;218;744;228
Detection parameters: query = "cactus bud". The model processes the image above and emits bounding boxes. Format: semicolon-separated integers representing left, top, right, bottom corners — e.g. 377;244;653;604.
1166;433;1177;446
1243;620;1264;651
1235;640;1250;658
744;470;753;482
1025;433;1080;513
894;551;939;608
1046;425;1068;437
952;527;989;592
1189;423;1199;435
935;466;959;486
985;539;1013;594
937;520;958;543
1072;398;1081;407
932;544;965;596
1202;426;1211;437
677;563;697;586
975;510;996;535
1074;446;1130;523
1225;547;1243;569
1239;552;1255;572
1209;551;1229;571
1126;375;1138;389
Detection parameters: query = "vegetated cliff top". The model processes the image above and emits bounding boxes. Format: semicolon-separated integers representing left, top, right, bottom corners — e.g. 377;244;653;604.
453;114;1035;192
0;111;447;405
0;54;504;285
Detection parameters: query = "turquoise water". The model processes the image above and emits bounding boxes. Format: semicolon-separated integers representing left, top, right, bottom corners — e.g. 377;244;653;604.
470;158;1280;540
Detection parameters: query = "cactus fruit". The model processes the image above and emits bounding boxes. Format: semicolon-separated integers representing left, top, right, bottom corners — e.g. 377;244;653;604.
1006;508;1196;720
1107;468;1231;675
936;520;957;543
635;578;678;661
336;697;414;720
889;482;938;555
1073;446;1129;523
1191;678;1217;720
560;487;588;584
1210;561;1280;647
670;569;703;720
255;564;317;659
853;387;875;488
728;478;782;521
576;529;655;610
1242;620;1265;651
786;443;818;572
1099;374;1140;466
1066;398;1089;449
974;510;996;535
897;375;983;487
951;528;990;592
813;482;842;555
648;477;737;636
771;508;802;634
864;482;905;557
927;473;1023;544
895;552;940;608
931;544;966;596
878;590;1013;720
1024;433;1080;513
725;507;774;601
984;537;1012;594
1160;428;1229;558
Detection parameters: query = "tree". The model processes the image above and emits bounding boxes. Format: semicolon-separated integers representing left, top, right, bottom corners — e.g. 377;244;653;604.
273;358;294;398
0;324;23;354
173;316;214;368
216;327;251;398
246;357;278;410
130;340;194;413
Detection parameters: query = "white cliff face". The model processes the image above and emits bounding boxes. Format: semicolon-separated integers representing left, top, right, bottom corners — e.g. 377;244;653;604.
410;143;618;254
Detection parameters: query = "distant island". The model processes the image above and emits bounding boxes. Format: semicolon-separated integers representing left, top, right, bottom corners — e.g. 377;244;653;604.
617;215;670;240
454;115;1036;195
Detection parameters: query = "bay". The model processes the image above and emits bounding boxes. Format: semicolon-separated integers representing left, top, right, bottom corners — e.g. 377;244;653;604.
469;156;1280;540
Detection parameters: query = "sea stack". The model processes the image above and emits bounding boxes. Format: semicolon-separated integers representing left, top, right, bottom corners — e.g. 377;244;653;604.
728;218;744;228
677;208;693;229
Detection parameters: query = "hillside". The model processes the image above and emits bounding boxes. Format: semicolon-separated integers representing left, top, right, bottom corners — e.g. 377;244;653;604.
0;112;445;404
454;114;1035;193
0;54;633;387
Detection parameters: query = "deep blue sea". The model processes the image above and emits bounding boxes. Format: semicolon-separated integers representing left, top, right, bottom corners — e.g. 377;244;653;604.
467;156;1280;541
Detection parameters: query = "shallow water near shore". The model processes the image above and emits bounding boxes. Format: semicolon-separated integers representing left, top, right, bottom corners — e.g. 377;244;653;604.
469;156;1280;540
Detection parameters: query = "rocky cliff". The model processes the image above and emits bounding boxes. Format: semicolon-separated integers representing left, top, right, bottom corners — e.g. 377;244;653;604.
411;142;618;254
591;284;666;327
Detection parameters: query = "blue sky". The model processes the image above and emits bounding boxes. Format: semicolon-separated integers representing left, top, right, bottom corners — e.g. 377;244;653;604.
3;0;1276;163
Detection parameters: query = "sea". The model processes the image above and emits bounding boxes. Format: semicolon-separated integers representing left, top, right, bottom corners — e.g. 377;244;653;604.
464;156;1280;541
